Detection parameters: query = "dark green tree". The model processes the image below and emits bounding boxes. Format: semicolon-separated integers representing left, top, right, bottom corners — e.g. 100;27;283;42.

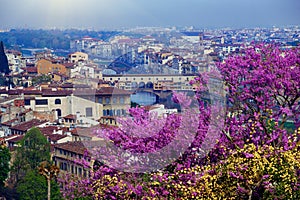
0;41;9;74
12;127;51;181
16;170;62;200
0;145;11;188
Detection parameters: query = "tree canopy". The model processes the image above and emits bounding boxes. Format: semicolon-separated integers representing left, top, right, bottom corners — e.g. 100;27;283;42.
17;170;62;200
13;127;51;182
0;41;9;74
0;146;10;188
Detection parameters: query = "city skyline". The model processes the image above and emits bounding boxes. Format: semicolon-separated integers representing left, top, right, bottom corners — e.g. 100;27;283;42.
0;0;299;30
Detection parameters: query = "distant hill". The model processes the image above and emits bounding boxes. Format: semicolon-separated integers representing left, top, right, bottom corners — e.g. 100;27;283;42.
0;29;120;50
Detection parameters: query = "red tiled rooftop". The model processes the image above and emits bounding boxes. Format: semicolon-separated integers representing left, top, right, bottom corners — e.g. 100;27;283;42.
1;118;18;127
70;127;95;138
26;67;37;73
54;141;87;155
53;140;105;155
41;89;72;96
6;135;24;143
63;114;76;120
38;126;59;135
63;62;76;68
10;119;48;132
95;87;132;95
46;134;68;142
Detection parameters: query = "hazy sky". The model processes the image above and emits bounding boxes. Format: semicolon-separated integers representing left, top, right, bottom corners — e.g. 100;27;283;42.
0;0;299;29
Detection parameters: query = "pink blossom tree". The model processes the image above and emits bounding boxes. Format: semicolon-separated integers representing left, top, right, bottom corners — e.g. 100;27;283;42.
59;43;300;199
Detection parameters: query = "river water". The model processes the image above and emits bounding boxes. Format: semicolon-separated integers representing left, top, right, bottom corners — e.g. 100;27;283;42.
130;91;157;106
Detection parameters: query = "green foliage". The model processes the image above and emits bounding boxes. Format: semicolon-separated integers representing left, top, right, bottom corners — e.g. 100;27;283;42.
0;146;10;188
130;101;140;108
13;127;50;180
0;41;10;74
31;74;52;86
20;127;50;170
17;170;62;200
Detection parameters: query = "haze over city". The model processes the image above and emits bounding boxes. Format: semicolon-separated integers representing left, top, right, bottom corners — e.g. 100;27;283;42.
0;0;299;30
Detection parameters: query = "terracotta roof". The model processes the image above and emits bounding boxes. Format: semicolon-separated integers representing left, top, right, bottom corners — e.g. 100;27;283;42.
41;89;72;97
53;140;105;156
100;116;117;119
63;114;76;120
8;89;42;96
6;50;22;56
71;127;95;138
1;118;18;127
10;119;48;132
26;67;37;73
95;87;132;95
38;126;59;135
63;63;76;68
46;134;68;142
141;105;160;111
53;141;87;155
60;83;74;88
6;135;24;143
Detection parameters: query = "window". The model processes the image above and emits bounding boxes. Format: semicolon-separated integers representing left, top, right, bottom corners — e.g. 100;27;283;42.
55;99;61;104
63;163;67;170
56;109;62;117
103;110;107;116
117;109;121;116
105;97;110;104
35;99;48;105
24;99;30;105
98;97;103;104
86;107;93;117
120;97;124;104
113;97;117;104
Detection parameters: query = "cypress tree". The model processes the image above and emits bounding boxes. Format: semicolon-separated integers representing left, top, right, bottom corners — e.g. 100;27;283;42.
0;41;10;74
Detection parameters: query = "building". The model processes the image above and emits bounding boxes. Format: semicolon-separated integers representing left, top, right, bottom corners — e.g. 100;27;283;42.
68;52;88;63
9;119;48;135
52;141;92;177
95;87;131;117
36;58;68;75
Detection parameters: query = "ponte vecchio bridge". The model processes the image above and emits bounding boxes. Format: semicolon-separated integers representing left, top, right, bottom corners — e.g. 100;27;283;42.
102;74;197;95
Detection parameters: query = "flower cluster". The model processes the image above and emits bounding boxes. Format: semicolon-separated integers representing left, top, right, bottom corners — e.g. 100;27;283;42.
59;43;300;199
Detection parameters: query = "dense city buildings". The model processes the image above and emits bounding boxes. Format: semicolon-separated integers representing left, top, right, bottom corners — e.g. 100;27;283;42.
0;25;299;185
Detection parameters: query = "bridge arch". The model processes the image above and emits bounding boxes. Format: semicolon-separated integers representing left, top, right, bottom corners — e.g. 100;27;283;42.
146;81;153;89
138;82;145;88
